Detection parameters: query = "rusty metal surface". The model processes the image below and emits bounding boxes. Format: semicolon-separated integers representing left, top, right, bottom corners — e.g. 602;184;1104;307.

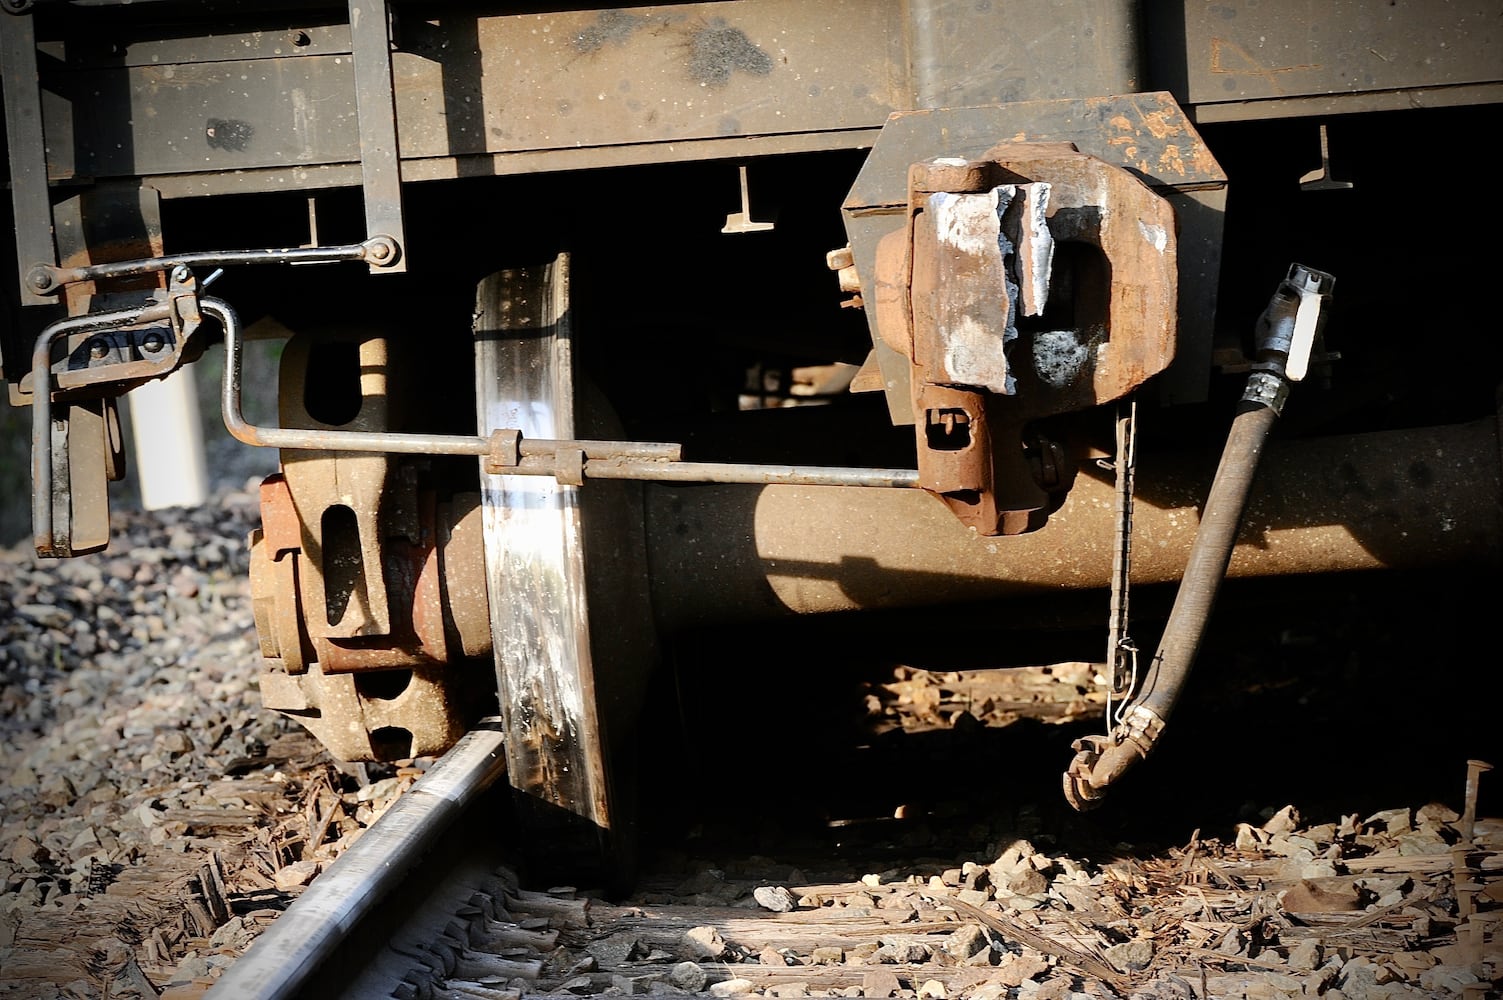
437;494;491;661
253;473;493;677
643;418;1503;627
248;526;309;673
257;659;475;762
28;239;390;298
1152;0;1500;117
1184;81;1503;124
278;329;395;641
845;94;1227;420
251;464;498;760
869;141;1179;534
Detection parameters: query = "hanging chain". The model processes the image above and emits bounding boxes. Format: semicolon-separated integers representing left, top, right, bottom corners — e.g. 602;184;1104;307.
1103;398;1139;728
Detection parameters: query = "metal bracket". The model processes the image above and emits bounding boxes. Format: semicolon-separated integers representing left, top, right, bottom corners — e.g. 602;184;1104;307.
349;0;406;272
0;10;57;307
30;299;175;557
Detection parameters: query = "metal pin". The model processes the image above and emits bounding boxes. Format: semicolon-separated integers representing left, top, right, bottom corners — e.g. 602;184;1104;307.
1461;758;1492;842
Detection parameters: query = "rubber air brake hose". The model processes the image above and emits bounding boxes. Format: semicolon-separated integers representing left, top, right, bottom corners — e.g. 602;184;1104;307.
1063;264;1335;811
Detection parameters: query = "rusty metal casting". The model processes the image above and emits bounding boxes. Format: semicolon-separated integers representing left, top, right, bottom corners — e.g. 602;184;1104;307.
256;658;480;766
250;466;496;672
842;95;1228;420
277;330;397;640
249;467;497;761
872;142;1178;535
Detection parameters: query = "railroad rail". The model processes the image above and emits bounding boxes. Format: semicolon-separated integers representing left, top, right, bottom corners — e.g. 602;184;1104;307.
197;677;1501;1000
206;722;509;1000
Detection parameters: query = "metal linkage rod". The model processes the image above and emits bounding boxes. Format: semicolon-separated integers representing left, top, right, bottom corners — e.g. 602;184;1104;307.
26;238;395;296
212;295;920;490
204;722;508;1000
581;458;920;489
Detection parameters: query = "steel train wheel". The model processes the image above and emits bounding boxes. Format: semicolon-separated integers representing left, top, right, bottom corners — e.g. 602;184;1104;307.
473;255;656;887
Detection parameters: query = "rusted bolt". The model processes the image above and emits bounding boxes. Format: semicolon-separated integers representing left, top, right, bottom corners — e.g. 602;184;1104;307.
1031;436;1065;490
88;339;110;360
365;237;398;264
141;331;166;354
26;266;55;294
289;29;312;47
171;265;192;283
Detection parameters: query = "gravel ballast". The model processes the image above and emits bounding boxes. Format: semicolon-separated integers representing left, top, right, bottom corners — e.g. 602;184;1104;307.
1;487;415;999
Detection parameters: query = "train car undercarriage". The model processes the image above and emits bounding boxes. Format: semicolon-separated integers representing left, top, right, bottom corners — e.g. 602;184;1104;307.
3;2;1500;876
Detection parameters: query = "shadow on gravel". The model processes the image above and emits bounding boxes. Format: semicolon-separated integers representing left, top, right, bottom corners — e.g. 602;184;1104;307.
638;567;1499;876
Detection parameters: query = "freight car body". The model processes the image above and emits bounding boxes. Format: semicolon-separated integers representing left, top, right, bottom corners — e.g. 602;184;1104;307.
4;2;1500;868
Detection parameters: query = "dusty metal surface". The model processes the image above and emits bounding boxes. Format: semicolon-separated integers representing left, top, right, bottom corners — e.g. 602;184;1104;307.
26;239;393;298
348;0;406;272
0;9;55;309
252;467;491;766
24;2;1141;197
643;417;1503;626
257;659;476;764
27;298;183;556
250;335;498;760
248;474;310;673
1150;0;1501;120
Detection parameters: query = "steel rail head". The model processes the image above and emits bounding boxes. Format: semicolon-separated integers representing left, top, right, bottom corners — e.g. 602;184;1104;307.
203;722;508;1000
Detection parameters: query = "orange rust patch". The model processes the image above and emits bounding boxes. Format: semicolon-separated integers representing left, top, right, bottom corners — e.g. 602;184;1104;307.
1135;107;1184;141
1158;144;1186;177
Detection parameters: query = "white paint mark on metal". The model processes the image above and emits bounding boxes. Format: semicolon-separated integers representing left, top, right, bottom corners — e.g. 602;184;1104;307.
930;189;1002;257
1138;220;1168;253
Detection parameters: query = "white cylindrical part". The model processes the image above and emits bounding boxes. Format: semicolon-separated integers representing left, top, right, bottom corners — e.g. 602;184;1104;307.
127;363;209;510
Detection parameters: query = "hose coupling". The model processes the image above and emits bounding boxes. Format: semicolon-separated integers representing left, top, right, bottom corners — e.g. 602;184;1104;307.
1253;264;1336;382
1062;704;1165;811
1243;370;1291;414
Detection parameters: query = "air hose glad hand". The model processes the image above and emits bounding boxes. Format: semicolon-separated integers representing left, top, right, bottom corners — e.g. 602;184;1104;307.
1063;264;1335;811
